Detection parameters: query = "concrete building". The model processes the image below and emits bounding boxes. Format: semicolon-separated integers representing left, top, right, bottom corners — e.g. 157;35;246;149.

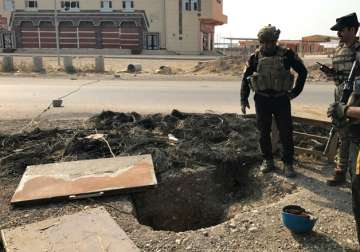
232;34;339;55
3;0;227;54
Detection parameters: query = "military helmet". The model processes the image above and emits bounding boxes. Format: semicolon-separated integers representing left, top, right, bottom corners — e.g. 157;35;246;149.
257;24;281;42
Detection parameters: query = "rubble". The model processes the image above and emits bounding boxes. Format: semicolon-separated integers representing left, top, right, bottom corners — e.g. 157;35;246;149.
306;64;332;82
192;57;246;75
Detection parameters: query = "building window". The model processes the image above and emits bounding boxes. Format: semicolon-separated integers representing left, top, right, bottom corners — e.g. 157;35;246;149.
101;0;112;9
122;0;134;12
185;1;190;11
25;0;38;9
184;0;198;11
61;1;80;11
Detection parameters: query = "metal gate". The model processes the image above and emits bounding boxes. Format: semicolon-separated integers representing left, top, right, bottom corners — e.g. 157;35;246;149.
78;22;96;48
20;21;38;48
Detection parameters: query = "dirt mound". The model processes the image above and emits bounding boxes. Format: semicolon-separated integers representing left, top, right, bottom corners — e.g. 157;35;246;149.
306;64;332;82
193;57;246;75
154;66;184;75
0;110;260;178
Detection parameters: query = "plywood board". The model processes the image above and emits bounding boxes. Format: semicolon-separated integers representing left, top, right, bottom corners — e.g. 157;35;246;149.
11;154;157;205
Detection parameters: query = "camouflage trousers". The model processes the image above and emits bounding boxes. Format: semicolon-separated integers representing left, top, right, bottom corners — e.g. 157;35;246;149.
335;130;351;172
335;85;350;172
349;142;360;244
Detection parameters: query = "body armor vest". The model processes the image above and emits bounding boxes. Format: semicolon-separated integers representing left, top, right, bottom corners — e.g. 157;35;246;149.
249;47;294;92
333;41;360;86
347;78;360;138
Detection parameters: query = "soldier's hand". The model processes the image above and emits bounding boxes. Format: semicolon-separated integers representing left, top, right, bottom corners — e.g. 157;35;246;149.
319;65;336;77
327;102;349;126
241;100;250;115
287;91;296;100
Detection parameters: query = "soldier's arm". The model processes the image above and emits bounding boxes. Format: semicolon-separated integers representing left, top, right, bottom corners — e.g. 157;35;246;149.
286;49;308;99
240;54;257;104
346;106;360;119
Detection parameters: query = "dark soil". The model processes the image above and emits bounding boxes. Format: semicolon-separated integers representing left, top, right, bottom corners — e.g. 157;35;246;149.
1;110;344;251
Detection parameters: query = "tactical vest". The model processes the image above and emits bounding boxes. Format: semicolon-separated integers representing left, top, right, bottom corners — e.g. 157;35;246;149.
333;41;360;86
347;77;360;139
249;47;294;92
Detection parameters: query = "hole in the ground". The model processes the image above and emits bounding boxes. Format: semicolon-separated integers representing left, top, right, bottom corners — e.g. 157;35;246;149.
133;158;256;232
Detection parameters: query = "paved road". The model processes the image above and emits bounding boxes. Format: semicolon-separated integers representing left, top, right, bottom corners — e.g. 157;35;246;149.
0;77;333;120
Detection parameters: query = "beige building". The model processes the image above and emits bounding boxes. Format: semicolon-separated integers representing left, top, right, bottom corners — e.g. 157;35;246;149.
2;0;227;54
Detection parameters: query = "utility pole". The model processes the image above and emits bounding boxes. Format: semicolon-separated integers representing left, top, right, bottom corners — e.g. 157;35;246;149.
54;0;60;66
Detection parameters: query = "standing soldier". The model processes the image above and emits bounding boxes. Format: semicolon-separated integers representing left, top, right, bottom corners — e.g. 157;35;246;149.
241;25;308;177
328;75;360;244
321;13;360;186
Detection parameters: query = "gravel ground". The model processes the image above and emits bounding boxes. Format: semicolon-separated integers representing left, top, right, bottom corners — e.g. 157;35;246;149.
0;114;359;252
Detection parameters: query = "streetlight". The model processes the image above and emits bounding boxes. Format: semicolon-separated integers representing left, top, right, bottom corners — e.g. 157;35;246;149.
54;0;60;66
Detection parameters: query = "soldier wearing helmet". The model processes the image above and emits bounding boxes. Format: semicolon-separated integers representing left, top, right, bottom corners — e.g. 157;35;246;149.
327;13;360;245
328;62;360;245
241;24;308;177
322;13;360;186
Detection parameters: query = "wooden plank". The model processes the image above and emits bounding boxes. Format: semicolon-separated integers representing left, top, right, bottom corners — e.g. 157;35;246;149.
11;154;157;205
293;131;328;141
295;146;323;157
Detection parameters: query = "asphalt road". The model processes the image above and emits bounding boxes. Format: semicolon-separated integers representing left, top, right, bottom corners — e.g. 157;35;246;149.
0;77;333;120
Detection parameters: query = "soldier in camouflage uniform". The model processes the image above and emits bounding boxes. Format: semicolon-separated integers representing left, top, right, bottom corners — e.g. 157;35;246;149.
323;13;360;186
328;73;360;244
241;25;308;177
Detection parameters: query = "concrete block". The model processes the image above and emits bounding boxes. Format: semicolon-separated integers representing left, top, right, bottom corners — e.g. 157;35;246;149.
95;55;104;73
32;56;44;73
63;56;75;73
2;55;14;72
1;207;140;252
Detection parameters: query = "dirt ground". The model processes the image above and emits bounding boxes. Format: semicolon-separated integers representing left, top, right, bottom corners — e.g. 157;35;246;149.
0;111;359;251
0;55;330;82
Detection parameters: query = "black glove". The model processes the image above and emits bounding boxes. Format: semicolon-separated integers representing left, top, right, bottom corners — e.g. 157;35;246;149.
319;65;336;77
287;91;296;100
241;100;250;115
327;102;349;127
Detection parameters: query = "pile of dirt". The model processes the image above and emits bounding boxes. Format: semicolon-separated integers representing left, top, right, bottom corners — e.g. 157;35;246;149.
3;112;347;251
0;112;331;178
192;57;246;75
306;64;332;82
154;66;184;75
0;110;260;179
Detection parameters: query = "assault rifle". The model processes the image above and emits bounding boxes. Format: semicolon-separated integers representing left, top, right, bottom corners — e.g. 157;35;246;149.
316;62;337;76
323;60;359;156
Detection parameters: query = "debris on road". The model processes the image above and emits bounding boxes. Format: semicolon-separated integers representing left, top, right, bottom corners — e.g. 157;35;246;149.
192;57;246;75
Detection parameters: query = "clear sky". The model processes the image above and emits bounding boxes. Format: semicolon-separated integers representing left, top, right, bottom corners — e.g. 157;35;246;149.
216;0;360;40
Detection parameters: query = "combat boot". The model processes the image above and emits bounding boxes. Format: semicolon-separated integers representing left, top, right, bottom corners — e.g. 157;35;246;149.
260;159;275;173
284;163;296;178
326;171;346;186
